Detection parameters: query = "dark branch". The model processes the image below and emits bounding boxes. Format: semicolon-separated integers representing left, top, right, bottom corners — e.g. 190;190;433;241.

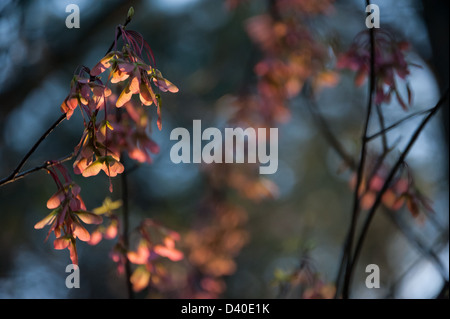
385;208;448;281
305;92;357;170
367;108;433;141
0;8;135;188
385;228;448;298
0;114;66;187
340;0;377;299
346;89;449;290
0;153;74;187
121;164;134;299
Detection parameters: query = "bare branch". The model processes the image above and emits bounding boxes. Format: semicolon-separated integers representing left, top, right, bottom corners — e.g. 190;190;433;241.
345;89;449;293
367;108;433;141
340;0;377;299
0;114;66;187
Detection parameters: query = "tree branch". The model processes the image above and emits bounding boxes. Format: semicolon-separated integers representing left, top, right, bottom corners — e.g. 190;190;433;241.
367;108;433;141
0;9;133;188
340;0;377;299
385;208;448;281
375;103;388;152
121;164;134;299
0;114;66;187
385;228;448;298
305;91;357;170
0;153;74;187
345;89;449;294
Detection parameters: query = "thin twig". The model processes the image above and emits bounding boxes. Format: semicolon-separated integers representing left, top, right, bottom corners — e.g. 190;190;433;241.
305;92;356;170
384;229;448;298
0;114;66;187
276;250;315;299
363;103;393;202
367;108;432;141
385;208;448;281
121;164;134;299
113;11;135;299
375;103;388;152
103;14;132;56
0;153;74;187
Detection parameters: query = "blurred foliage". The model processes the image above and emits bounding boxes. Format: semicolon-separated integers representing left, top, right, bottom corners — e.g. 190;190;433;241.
0;0;448;298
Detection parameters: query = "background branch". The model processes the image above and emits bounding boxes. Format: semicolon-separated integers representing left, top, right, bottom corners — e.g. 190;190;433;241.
385;208;448;281
345;89;449;294
0;114;66;187
120;164;134;299
385;229;449;298
367;108;433;141
340;0;377;299
305;89;356;170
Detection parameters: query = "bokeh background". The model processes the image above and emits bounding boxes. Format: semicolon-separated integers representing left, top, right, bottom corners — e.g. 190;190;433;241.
0;0;448;298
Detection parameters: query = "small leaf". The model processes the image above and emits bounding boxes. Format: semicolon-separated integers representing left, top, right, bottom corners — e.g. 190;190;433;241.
118;63;134;73
105;222;118;239
91;52;116;76
127;7;135;21
88;230;103;246
154;244;184;262
152;69;179;93
396;92;408;111
129;75;140;94
139;82;155;106
74;211;103;225
102;159;124;177
127;243;150;265
91;84;111;98
47;190;65;209
106;120;114;131
82;160;103;177
54;237;70;250
92;197;122;215
130;266;151;292
34;208;60;229
116;84;132;108
110;68;130;84
73;157;89;175
72;220;91;242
